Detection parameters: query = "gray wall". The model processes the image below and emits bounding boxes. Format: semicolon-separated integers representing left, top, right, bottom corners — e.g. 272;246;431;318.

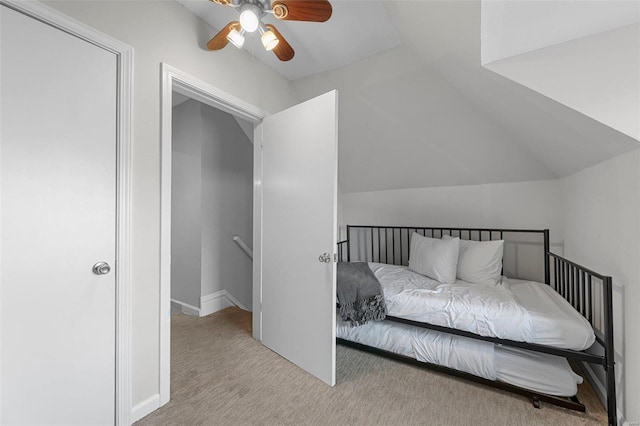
171;100;203;308
200;103;253;309
172;99;253;311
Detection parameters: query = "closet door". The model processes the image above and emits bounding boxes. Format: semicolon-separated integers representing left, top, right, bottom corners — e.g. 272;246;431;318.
0;5;117;424
260;91;338;386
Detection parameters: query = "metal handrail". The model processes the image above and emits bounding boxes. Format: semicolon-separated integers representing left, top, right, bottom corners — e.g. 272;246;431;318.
232;235;253;260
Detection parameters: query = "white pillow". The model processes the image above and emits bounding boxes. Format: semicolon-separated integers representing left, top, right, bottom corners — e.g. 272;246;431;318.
443;235;504;285
408;233;459;284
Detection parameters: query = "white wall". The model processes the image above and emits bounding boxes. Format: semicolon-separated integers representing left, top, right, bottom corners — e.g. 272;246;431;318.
44;0;299;408
560;149;640;423
171;100;203;308
200;102;253;309
342;179;563;243
342;180;563;282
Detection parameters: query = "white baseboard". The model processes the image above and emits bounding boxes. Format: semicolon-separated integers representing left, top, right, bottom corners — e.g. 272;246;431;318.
131;393;160;423
581;362;606;403
170;299;200;316
200;290;249;317
221;290;249;312
581;362;626;425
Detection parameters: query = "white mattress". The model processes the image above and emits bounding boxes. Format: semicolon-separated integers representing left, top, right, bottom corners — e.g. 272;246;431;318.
507;278;595;350
368;262;595;351
337;316;584;397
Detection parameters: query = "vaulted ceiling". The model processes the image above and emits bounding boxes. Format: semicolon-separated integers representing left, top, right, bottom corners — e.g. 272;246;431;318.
178;0;640;193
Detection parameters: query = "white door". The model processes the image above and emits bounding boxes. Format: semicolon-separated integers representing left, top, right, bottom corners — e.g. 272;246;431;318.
0;5;117;424
261;91;338;386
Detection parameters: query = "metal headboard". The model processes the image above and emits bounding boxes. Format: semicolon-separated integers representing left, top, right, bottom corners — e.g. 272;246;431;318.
338;225;550;284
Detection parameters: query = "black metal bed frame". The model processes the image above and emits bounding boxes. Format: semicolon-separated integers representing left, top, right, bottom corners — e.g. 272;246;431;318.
337;225;616;426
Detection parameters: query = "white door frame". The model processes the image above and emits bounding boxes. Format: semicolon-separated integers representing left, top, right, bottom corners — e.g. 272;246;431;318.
159;64;266;407
0;1;133;424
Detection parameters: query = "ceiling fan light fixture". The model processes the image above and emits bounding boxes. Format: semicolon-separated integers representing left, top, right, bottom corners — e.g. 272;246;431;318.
261;30;279;51
239;5;260;32
226;28;245;49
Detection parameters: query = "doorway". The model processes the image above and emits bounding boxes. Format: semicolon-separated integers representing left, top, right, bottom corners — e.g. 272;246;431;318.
170;93;254;316
159;64;266;407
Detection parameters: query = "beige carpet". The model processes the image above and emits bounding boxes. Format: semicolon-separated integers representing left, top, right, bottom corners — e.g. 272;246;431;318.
136;307;606;426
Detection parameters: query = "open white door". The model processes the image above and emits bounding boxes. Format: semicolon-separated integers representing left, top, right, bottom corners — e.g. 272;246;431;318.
260;91;338;386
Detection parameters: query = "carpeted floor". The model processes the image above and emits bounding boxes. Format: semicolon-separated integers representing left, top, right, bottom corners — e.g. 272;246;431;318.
136;307;606;425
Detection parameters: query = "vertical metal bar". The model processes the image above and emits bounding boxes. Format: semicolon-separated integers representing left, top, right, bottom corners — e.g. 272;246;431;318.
408;229;411;265
580;271;586;316
560;261;567;297
398;228;402;266
562;262;567;299
392;228;396;265
543;229;550;285
569;265;574;305
347;225;351;262
602;276;616;426
587;275;593;322
564;263;571;301
559;261;563;297
571;268;580;310
378;227;381;263
565;263;571;301
383;228;387;264
370;228;374;262
568;265;573;306
554;258;559;291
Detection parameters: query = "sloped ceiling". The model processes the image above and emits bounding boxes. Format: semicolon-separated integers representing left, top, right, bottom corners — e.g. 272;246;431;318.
181;0;640;193
176;0;400;80
483;13;639;140
481;0;639;64
293;0;639;193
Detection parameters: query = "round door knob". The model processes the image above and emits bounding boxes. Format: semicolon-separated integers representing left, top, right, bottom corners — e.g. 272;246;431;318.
93;262;111;275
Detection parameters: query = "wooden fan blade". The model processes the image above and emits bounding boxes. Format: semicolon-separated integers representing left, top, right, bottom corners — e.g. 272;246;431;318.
207;21;239;51
271;0;332;22
265;24;295;61
209;0;233;6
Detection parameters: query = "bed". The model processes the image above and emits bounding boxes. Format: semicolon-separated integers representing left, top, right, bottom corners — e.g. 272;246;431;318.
336;226;616;426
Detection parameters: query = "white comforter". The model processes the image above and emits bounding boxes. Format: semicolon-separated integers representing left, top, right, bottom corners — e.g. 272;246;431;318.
368;262;595;351
337;316;584;396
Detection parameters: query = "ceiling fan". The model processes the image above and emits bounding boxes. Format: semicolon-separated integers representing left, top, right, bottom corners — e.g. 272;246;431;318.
206;0;332;62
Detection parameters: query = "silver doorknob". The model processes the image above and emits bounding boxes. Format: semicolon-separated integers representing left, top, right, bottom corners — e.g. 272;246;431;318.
318;252;331;263
93;262;111;275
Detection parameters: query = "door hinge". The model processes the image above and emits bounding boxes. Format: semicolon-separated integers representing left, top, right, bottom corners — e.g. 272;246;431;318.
334;253;338;262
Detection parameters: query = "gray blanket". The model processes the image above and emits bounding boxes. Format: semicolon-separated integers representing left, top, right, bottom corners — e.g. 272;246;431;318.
337;262;387;326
